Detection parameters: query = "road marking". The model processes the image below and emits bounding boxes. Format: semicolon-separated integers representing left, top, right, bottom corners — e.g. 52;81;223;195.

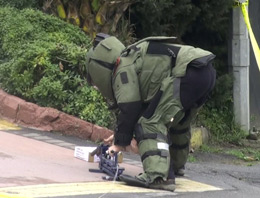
0;179;222;198
54;142;75;147
21;133;41;137
176;178;222;192
0;120;20;130
32;136;53;140
0;193;28;198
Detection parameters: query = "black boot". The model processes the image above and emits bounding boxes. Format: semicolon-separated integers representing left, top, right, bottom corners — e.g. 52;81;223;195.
149;177;176;192
119;174;175;192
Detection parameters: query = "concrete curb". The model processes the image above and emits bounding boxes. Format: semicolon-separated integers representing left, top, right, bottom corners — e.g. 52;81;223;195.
0;89;209;148
0;89;113;142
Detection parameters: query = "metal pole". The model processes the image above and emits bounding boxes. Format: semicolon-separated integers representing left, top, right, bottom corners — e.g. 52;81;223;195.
232;4;250;132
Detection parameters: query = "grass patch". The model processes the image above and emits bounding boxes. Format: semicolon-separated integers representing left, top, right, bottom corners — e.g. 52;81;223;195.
188;155;197;163
199;144;224;153
225;148;260;162
198;143;260;163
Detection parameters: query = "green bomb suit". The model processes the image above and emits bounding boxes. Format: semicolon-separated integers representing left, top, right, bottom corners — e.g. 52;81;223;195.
86;36;215;185
112;37;215;183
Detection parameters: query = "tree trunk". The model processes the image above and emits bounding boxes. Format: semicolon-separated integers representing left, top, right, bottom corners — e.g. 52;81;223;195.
42;0;135;38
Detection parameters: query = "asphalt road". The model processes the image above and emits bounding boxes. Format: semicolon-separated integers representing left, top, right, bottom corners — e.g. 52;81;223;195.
1;121;260;198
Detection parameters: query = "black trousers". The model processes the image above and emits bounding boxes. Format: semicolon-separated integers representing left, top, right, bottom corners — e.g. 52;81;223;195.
180;63;216;110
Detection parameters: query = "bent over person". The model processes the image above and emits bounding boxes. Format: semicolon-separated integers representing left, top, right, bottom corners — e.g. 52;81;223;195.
85;33;216;192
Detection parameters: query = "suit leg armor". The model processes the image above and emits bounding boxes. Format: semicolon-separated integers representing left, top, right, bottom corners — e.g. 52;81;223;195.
168;108;199;172
134;122;170;183
134;77;184;183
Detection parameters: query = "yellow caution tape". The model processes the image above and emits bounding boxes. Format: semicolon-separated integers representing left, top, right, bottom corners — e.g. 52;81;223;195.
236;0;260;71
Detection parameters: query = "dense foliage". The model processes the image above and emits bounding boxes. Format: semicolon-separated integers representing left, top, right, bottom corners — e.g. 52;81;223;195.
0;0;41;9
196;74;246;143
131;0;199;39
131;0;245;142
39;0;134;39
131;0;233;76
0;0;245;142
0;7;112;127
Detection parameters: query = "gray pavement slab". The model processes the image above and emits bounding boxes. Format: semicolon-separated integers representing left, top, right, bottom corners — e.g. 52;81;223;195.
1;126;260;198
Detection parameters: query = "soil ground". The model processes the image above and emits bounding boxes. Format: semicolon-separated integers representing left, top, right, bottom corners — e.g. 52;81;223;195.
191;139;260;166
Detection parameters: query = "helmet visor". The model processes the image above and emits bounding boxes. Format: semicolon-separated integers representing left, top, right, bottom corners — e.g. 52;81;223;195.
87;59;115;100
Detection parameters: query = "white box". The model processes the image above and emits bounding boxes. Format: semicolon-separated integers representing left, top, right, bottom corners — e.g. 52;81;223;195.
74;146;100;162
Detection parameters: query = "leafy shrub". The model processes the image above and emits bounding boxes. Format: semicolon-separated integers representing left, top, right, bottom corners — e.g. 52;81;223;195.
0;7;113;128
0;0;41;9
196;74;246;143
131;0;233;42
131;0;200;39
131;0;242;142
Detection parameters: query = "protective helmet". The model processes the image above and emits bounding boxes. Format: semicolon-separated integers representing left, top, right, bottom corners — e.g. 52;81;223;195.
86;33;125;100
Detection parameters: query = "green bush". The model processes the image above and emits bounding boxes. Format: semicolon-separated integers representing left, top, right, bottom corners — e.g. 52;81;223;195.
196;74;246;143
0;0;41;9
131;0;200;39
0;7;113;128
131;0;243;143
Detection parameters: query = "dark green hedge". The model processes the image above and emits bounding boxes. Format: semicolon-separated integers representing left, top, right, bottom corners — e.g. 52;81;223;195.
131;0;246;142
0;7;112;127
0;0;41;9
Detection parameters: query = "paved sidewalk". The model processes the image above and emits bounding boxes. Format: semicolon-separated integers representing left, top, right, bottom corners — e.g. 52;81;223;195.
0;122;223;197
0;131;144;188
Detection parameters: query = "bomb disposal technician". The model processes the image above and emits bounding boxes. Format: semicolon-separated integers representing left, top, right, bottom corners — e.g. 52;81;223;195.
86;33;216;192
